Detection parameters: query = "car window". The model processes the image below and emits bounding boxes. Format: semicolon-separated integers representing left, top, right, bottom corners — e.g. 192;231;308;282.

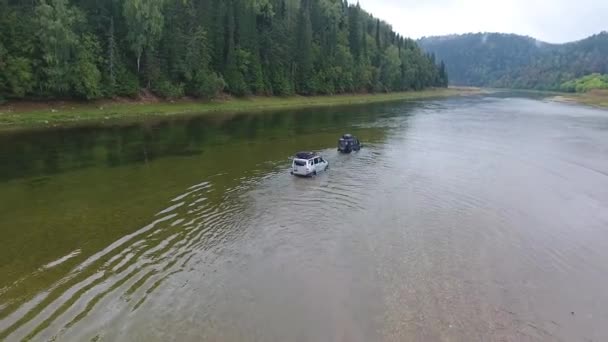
294;160;306;167
314;158;319;164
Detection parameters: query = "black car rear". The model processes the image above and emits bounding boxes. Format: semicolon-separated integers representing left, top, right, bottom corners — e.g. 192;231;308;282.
337;134;361;153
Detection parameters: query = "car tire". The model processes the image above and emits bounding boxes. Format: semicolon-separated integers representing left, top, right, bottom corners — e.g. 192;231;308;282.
313;171;317;176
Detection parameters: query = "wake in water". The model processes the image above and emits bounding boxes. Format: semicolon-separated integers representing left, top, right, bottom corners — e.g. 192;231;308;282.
0;176;253;341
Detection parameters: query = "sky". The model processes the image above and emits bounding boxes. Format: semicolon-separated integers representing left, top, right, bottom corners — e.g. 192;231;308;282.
356;0;608;43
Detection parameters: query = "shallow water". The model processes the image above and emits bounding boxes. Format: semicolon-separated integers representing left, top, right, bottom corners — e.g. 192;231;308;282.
1;95;608;341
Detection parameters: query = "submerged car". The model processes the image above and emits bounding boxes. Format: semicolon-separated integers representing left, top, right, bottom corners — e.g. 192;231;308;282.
291;152;329;177
338;134;361;153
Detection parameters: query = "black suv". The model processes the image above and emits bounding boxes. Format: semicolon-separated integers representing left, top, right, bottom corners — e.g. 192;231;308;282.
337;134;361;153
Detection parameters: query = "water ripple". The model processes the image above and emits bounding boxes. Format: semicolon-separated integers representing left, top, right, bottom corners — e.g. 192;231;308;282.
0;175;256;341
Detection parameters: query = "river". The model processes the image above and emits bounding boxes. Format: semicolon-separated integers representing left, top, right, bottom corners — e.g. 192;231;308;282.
1;94;607;341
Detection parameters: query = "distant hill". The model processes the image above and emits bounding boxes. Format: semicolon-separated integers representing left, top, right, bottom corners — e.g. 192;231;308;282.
418;32;608;89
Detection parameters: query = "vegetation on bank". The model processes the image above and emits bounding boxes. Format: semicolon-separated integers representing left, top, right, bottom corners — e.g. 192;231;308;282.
561;74;608;93
559;90;608;108
553;74;608;108
0;88;477;130
0;0;447;103
419;32;608;90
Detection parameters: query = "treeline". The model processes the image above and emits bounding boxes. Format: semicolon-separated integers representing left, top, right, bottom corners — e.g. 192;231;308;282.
0;0;447;101
418;32;608;90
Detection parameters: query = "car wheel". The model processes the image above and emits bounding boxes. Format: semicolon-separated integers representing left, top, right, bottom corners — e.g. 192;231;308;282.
313;171;317;176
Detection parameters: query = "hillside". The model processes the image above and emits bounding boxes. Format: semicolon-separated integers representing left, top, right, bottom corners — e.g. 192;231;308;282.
0;0;447;102
419;32;608;89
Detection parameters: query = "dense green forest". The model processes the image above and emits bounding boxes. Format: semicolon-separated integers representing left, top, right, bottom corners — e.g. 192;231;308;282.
560;74;608;93
418;32;608;90
0;0;447;102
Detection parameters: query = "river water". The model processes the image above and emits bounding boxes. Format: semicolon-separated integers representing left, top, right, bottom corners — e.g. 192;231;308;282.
1;94;607;341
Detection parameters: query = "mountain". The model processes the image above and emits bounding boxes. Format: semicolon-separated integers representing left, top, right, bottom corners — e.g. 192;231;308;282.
0;0;446;102
418;32;608;90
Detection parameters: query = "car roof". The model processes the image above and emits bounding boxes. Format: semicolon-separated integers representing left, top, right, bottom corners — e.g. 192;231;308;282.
294;152;319;160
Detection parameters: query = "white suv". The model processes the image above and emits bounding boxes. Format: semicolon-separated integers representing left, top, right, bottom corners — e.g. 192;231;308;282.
291;152;329;177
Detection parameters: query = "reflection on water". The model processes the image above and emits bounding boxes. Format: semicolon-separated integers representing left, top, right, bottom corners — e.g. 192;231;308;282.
0;105;394;182
1;96;608;341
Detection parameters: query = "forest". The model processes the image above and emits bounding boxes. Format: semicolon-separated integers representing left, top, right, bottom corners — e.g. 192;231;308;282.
419;32;608;90
0;0;448;102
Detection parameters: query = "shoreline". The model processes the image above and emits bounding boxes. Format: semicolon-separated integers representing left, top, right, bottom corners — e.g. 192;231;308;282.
470;87;608;109
0;88;479;132
552;90;608;109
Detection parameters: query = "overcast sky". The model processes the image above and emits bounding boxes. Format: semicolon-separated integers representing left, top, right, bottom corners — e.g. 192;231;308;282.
356;0;608;43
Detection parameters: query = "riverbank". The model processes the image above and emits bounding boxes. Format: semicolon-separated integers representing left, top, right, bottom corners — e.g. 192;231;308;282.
553;90;608;108
0;88;479;131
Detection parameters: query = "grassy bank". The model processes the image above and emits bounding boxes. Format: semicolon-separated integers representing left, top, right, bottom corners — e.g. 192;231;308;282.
551;90;608;108
0;88;478;131
562;90;608;108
